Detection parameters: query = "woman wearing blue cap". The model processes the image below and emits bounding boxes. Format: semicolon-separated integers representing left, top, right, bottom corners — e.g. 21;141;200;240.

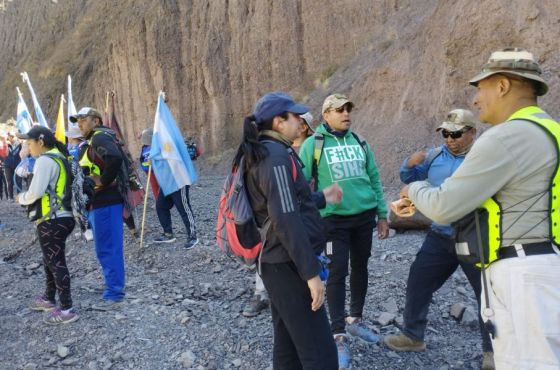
233;92;337;369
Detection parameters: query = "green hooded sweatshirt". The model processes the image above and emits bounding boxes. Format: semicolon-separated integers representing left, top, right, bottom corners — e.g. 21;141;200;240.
299;123;388;219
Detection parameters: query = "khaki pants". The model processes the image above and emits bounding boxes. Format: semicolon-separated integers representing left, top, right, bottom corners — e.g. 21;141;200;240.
481;253;560;369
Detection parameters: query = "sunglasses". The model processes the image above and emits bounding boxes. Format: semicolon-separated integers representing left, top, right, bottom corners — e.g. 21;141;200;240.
331;105;353;113
441;127;472;139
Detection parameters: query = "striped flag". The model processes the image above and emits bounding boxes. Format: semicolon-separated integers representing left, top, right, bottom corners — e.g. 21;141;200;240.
16;87;33;134
151;92;197;196
21;72;48;128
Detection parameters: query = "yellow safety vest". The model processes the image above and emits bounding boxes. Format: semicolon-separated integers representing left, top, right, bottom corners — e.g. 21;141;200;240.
478;106;560;267
34;149;71;223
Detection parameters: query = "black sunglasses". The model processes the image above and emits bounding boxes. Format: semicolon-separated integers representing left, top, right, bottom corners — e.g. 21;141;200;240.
332;105;353;113
441;127;472;139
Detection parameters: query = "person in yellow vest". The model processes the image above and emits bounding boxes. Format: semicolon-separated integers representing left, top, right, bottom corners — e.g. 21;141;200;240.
71;107;127;311
16;126;78;325
402;48;560;369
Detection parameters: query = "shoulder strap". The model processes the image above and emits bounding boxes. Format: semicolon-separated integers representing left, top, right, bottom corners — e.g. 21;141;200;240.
350;131;367;153
311;133;325;190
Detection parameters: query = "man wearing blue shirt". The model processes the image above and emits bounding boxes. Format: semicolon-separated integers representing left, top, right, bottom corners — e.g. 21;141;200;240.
385;109;494;369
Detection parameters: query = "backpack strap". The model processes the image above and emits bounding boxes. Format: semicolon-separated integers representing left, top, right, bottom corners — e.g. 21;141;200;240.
311;133;325;191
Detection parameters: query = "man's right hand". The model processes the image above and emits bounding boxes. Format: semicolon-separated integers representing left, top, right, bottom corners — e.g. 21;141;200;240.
407;150;427;168
307;275;325;311
322;183;343;204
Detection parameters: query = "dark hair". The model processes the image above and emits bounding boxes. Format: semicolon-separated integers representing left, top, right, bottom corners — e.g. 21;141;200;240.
36;130;70;157
233;112;288;169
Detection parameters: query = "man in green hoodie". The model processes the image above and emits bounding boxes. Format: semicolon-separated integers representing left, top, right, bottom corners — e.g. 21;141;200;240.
299;93;389;369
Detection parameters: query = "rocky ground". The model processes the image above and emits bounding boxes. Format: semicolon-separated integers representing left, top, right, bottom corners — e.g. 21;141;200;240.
0;175;486;370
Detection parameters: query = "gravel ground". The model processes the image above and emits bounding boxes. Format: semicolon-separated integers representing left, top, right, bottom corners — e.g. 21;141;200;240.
0;175;486;370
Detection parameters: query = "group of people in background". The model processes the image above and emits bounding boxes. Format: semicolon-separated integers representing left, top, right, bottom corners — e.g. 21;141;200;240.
10;105;199;326
238;47;559;370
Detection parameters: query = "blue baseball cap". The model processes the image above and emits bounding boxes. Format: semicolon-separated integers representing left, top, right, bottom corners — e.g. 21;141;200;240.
253;92;309;124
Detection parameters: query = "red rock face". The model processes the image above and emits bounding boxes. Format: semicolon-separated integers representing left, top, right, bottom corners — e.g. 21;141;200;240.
0;0;559;182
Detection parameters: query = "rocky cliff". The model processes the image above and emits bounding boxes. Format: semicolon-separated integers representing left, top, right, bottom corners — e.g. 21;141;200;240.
1;0;559;183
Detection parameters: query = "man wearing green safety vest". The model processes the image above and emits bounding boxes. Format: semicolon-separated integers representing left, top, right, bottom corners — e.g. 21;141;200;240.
402;48;560;369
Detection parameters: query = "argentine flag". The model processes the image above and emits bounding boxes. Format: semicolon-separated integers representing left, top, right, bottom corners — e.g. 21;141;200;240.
67;75;78;128
21;72;48;128
16;88;33;134
150;93;198;196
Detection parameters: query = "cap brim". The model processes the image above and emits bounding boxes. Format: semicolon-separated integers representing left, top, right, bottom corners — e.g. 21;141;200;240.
469;69;548;96
15;133;31;139
436;122;467;132
287;103;309;115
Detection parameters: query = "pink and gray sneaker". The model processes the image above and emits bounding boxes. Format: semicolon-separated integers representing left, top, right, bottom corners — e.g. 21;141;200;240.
43;308;79;325
29;296;56;312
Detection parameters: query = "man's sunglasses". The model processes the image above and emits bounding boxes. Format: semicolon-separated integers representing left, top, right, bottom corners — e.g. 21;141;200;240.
331;105;353;113
441;127;472;139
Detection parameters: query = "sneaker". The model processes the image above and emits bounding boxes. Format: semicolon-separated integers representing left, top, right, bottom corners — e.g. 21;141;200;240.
346;318;380;344
84;228;94;242
242;295;269;317
184;236;199;250
91;299;125;311
482;352;495;370
30;296;56;312
383;333;426;352
43;308;79;325
130;228;140;238
153;233;176;244
335;334;351;370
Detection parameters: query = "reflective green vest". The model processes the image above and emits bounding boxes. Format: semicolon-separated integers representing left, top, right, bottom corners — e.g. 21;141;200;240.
478;106;560;267
34;149;72;223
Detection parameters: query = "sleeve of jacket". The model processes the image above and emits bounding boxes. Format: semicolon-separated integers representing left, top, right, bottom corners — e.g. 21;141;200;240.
399;148;431;184
409;134;516;224
258;153;320;281
92;133;123;186
364;142;388;219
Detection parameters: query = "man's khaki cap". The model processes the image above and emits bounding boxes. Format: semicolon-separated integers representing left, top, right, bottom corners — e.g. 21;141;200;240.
322;94;354;113
69;107;103;123
436;109;478;132
469;47;548;96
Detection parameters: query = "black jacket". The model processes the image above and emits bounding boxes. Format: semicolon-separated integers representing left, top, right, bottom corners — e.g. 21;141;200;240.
246;136;324;281
84;127;124;209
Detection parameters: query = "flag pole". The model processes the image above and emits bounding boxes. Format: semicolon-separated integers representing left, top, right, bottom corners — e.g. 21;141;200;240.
139;164;152;249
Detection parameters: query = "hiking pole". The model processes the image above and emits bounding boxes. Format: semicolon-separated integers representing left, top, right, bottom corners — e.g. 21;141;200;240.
139;164;152;249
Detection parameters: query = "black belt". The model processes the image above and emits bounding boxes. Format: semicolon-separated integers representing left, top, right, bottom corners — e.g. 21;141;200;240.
498;242;556;259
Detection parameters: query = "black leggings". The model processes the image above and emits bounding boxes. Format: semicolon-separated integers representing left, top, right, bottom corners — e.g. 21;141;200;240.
323;209;377;334
37;217;75;309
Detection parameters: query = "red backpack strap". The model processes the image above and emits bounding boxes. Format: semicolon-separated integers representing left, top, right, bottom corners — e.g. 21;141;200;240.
289;156;297;181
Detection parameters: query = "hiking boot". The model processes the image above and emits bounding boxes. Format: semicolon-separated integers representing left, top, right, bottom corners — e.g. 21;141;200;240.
383;333;426;352
346;318;380;344
43;308;79;325
482;352;495;370
184;236;199;250
154;233;176;243
91;299;125;311
30;296;56;312
242;295;269;317
335;334;351;369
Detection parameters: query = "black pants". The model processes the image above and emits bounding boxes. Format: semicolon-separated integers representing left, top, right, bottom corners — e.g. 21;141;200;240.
323;209;377;334
156;186;196;237
261;262;337;370
4;167;21;199
37;217;75;309
402;231;493;352
0;168;6;199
